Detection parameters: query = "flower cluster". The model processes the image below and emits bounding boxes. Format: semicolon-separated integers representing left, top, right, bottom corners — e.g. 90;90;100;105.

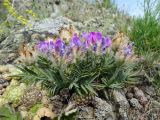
36;32;112;63
124;42;134;57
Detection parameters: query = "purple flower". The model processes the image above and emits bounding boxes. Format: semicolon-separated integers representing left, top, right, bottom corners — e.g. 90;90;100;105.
96;32;102;42
124;43;133;56
83;39;90;49
88;32;97;45
47;40;54;51
102;37;112;48
37;41;48;53
93;44;97;51
70;34;81;47
55;38;65;56
81;32;89;40
101;37;112;53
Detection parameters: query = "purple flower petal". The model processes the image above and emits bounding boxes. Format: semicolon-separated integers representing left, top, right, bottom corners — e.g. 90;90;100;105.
124;43;133;56
55;38;65;56
88;32;97;45
96;32;102;42
102;37;112;48
70;34;81;47
37;41;48;53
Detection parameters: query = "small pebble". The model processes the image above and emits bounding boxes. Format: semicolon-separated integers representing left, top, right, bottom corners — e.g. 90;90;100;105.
2;74;12;81
2;82;9;87
126;92;133;99
1;88;5;93
0;79;6;84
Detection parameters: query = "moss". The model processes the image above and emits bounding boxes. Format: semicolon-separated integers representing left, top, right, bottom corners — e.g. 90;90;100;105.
29;103;43;116
0;80;26;107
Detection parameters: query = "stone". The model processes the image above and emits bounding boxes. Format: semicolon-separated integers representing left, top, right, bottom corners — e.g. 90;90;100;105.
77;106;94;120
126;92;133;99
1;16;76;50
50;95;64;115
141;85;156;97
2;74;12;81
133;87;148;105
112;89;130;120
0;16;78;64
33;107;56;120
19;87;43;110
129;98;143;110
93;97;115;120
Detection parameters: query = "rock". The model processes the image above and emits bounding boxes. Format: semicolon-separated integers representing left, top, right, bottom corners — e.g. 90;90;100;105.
0;65;9;73
133;87;148;105
112;89;130;120
0;16;78;64
2;74;12;81
141;85;156;97
19;87;43;110
2;81;9;87
77;106;94;119
33;107;56;120
1;16;76;50
126;92;133;99
0;81;26;107
93;97;115;120
50;95;64;115
129;98;143;110
0;79;10;95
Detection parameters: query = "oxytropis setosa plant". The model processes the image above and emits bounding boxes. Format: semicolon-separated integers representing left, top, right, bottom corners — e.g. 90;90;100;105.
17;32;137;95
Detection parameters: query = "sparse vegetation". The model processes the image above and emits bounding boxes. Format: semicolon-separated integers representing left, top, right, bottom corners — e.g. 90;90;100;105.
124;0;160;54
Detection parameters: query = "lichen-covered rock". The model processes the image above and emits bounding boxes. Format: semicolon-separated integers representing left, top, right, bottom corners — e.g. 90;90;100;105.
1;16;77;51
19;87;43;110
0;81;26;107
129;98;143;110
77;106;94;120
33;107;56;120
4;84;26;105
133;87;148;106
93;97;115;120
0;79;10;95
112;89;130;120
0;16;78;64
50;95;64;115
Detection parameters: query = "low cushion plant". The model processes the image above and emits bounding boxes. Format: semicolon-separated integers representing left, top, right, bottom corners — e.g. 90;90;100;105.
17;32;139;96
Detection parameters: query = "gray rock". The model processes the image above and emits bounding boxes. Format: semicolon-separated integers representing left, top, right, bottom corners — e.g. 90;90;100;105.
78;106;95;120
93;97;115;120
1;16;74;51
26;16;73;34
126;92;134;99
133;87;148;105
141;86;156;97
0;16;75;64
129;98;143;110
112;89;130;120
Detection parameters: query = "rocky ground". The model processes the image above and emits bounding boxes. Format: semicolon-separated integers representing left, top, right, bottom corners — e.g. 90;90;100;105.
0;0;160;120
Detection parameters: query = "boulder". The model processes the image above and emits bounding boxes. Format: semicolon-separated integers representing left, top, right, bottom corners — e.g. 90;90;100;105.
93;97;115;120
112;89;130;120
0;16;77;64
